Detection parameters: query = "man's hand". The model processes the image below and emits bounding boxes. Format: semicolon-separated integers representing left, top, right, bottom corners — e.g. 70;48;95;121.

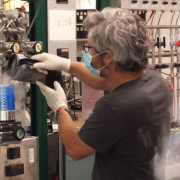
31;53;71;73
36;81;68;111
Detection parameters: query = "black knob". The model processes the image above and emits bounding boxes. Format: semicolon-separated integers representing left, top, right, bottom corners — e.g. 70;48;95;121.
172;2;177;5
162;37;166;48
132;0;138;3
155;64;161;69
161;64;169;68
143;1;148;4
152;1;158;4
174;63;180;67
163;1;168;5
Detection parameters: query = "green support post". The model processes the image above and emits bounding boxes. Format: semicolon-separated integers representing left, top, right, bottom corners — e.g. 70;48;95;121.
101;0;111;8
29;1;48;180
97;0;110;10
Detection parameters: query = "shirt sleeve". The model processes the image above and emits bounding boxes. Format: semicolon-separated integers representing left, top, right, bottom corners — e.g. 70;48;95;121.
78;99;123;153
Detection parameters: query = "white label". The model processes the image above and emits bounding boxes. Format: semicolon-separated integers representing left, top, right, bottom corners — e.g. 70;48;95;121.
29;148;34;164
49;10;76;41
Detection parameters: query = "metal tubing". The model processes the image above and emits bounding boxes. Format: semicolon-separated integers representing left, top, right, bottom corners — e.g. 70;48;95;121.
148;51;177;58
147;25;180;29
3;28;25;34
0;110;15;121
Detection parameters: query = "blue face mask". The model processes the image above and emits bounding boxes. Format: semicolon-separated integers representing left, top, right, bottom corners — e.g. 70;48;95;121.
83;51;107;76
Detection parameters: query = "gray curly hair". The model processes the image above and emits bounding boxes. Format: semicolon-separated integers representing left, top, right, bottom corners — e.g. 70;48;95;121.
83;8;150;72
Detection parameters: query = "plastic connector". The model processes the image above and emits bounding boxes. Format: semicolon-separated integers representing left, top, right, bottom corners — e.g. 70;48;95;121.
176;40;180;47
174;63;180;68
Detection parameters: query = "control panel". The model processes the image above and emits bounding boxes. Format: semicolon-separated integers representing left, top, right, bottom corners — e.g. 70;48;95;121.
7;147;21;159
121;0;180;10
0;137;38;180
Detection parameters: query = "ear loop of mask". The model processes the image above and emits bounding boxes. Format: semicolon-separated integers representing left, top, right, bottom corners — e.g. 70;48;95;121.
90;51;108;71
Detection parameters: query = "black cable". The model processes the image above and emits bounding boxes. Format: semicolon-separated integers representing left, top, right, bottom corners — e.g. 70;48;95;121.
27;0;42;37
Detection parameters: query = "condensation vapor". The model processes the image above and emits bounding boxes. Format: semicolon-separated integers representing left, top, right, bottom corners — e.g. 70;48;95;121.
153;108;180;180
0;73;29;125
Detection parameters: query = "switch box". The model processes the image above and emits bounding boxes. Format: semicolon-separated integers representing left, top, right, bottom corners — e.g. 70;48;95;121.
77;25;87;39
5;163;24;177
57;48;69;59
7;147;20;159
77;10;87;24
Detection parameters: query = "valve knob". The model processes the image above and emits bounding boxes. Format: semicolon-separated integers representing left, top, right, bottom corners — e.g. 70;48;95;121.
176;40;180;47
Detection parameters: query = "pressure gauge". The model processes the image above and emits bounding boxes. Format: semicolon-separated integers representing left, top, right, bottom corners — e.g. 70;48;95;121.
12;43;20;53
13;127;25;140
34;42;42;53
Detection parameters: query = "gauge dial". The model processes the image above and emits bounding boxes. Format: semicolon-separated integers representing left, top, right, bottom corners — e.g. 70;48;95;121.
13;127;25;140
34;42;42;53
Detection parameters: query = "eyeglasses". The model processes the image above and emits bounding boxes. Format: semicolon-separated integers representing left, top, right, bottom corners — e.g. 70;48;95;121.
83;42;93;53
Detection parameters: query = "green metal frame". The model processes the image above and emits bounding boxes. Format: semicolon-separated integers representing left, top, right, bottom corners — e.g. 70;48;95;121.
29;1;48;180
97;0;110;10
101;0;110;8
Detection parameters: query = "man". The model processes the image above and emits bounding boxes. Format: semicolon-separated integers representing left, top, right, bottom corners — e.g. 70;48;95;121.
32;8;171;180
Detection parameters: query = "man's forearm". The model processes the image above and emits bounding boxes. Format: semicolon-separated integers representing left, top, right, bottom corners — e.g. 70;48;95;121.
57;107;96;160
68;61;112;91
58;107;80;157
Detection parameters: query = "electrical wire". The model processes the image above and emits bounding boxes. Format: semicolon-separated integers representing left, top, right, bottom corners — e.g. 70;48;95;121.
151;11;156;25
136;10;140;15
88;0;98;12
146;11;155;24
155;11;164;40
27;0;42;37
161;71;171;76
170;11;176;25
176;11;180;25
157;11;164;25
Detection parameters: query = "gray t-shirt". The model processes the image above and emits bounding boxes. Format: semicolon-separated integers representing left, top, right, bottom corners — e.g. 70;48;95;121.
78;68;171;180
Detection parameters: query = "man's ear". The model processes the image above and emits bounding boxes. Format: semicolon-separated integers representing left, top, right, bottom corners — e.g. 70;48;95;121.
104;50;113;64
